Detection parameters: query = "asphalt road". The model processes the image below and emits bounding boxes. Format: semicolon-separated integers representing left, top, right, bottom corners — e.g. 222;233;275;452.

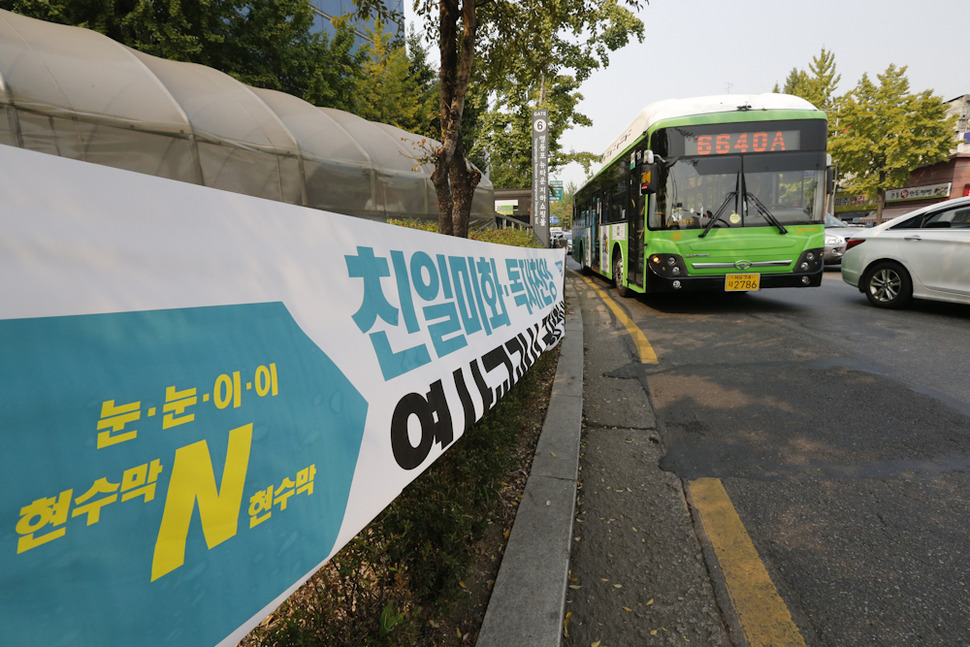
571;266;970;646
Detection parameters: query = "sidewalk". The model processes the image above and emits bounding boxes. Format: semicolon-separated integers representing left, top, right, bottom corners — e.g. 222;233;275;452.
476;272;584;646
478;268;731;646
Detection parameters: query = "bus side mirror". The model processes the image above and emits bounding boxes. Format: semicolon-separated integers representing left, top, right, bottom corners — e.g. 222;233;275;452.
640;163;661;195
827;162;838;195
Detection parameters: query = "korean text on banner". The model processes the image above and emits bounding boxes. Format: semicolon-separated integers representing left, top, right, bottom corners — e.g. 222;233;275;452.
0;144;565;646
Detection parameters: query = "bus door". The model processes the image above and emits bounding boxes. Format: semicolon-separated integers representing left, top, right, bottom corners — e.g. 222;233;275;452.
628;169;645;288
629;153;662;288
591;194;602;269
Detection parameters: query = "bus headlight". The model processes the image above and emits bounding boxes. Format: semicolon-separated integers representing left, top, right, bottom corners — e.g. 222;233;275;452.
794;248;823;273
648;253;687;278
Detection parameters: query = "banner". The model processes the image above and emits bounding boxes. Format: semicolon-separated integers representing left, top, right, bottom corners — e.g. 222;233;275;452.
0;145;565;646
886;182;951;203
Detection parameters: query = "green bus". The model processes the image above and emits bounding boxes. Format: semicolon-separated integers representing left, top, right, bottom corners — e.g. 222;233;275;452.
572;94;834;296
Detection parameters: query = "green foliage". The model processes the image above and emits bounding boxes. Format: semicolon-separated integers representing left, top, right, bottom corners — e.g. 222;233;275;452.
388;218;542;248
470;0;644;188
303;26;368;113
471;0;645;89
355;20;438;134
470;226;542;248
378;603;406;638
403;30;443;139
829;64;956;219
0;0;368;111
775;47;840;111
1;0;233;58
386;218;438;233
248;526;420;646
361;0;645;237
778;50;957;221
477;74;593;188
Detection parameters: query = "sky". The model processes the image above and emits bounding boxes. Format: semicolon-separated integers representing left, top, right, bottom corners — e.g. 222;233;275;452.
407;0;966;190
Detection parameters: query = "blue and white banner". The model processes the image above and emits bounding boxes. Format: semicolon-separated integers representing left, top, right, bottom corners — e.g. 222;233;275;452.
0;145;565;646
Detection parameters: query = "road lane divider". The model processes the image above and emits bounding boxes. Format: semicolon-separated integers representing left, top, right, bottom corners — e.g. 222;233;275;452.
687;477;807;647
579;275;658;364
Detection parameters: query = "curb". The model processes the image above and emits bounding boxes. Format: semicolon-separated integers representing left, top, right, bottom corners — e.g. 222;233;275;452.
477;275;584;646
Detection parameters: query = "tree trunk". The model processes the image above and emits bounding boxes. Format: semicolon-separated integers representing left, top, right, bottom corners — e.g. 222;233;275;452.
449;139;481;238
432;0;479;238
432;152;454;236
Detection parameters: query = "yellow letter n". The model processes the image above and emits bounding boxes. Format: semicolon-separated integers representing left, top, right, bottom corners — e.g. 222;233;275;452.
151;423;253;582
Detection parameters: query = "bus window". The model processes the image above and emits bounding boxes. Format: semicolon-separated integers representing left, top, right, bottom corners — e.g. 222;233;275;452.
610;181;625;221
742;152;825;225
658;152;824;230
661;156;741;230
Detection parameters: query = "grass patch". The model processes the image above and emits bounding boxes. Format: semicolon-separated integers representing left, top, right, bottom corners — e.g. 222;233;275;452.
387;219;542;249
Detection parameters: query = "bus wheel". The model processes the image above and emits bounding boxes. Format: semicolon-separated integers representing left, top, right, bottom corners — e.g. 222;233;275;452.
613;253;630;298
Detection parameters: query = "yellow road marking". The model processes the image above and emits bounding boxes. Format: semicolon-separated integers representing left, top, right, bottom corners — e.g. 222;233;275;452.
688;478;807;647
579;275;658;364
575;272;798;641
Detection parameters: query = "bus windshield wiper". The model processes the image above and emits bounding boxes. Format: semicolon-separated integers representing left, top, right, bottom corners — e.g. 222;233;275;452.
745;192;789;235
699;191;736;238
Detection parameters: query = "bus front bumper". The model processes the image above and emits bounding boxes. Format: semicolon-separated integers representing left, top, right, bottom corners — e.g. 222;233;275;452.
644;269;823;293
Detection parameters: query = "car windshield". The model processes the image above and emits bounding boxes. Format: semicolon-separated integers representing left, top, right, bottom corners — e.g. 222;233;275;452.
825;213;849;227
654;152;826;231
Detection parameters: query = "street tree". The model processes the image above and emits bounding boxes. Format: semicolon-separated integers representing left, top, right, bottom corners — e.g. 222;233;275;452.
476;74;593;189
355;20;438;133
302;27;368;114
775;46;841;111
401;30;442;136
829;64;955;222
358;0;644;237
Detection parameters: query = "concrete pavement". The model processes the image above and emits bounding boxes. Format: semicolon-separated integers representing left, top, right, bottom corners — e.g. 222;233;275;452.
478;268;732;646
477;272;584;646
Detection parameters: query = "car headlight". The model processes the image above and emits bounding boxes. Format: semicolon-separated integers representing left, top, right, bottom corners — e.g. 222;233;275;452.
825;234;844;246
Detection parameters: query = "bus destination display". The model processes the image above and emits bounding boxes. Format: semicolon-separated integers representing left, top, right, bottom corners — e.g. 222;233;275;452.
686;129;800;156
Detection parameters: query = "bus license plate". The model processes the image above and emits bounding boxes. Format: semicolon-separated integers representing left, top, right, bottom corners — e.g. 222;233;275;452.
725;273;760;291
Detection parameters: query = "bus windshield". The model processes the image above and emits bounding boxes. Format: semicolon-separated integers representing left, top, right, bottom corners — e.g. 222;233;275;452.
655;151;826;231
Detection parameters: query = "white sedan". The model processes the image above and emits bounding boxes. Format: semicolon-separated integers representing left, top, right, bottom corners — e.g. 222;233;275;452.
841;196;970;308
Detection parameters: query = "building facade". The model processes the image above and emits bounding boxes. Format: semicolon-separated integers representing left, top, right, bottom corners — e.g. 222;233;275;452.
308;0;404;47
